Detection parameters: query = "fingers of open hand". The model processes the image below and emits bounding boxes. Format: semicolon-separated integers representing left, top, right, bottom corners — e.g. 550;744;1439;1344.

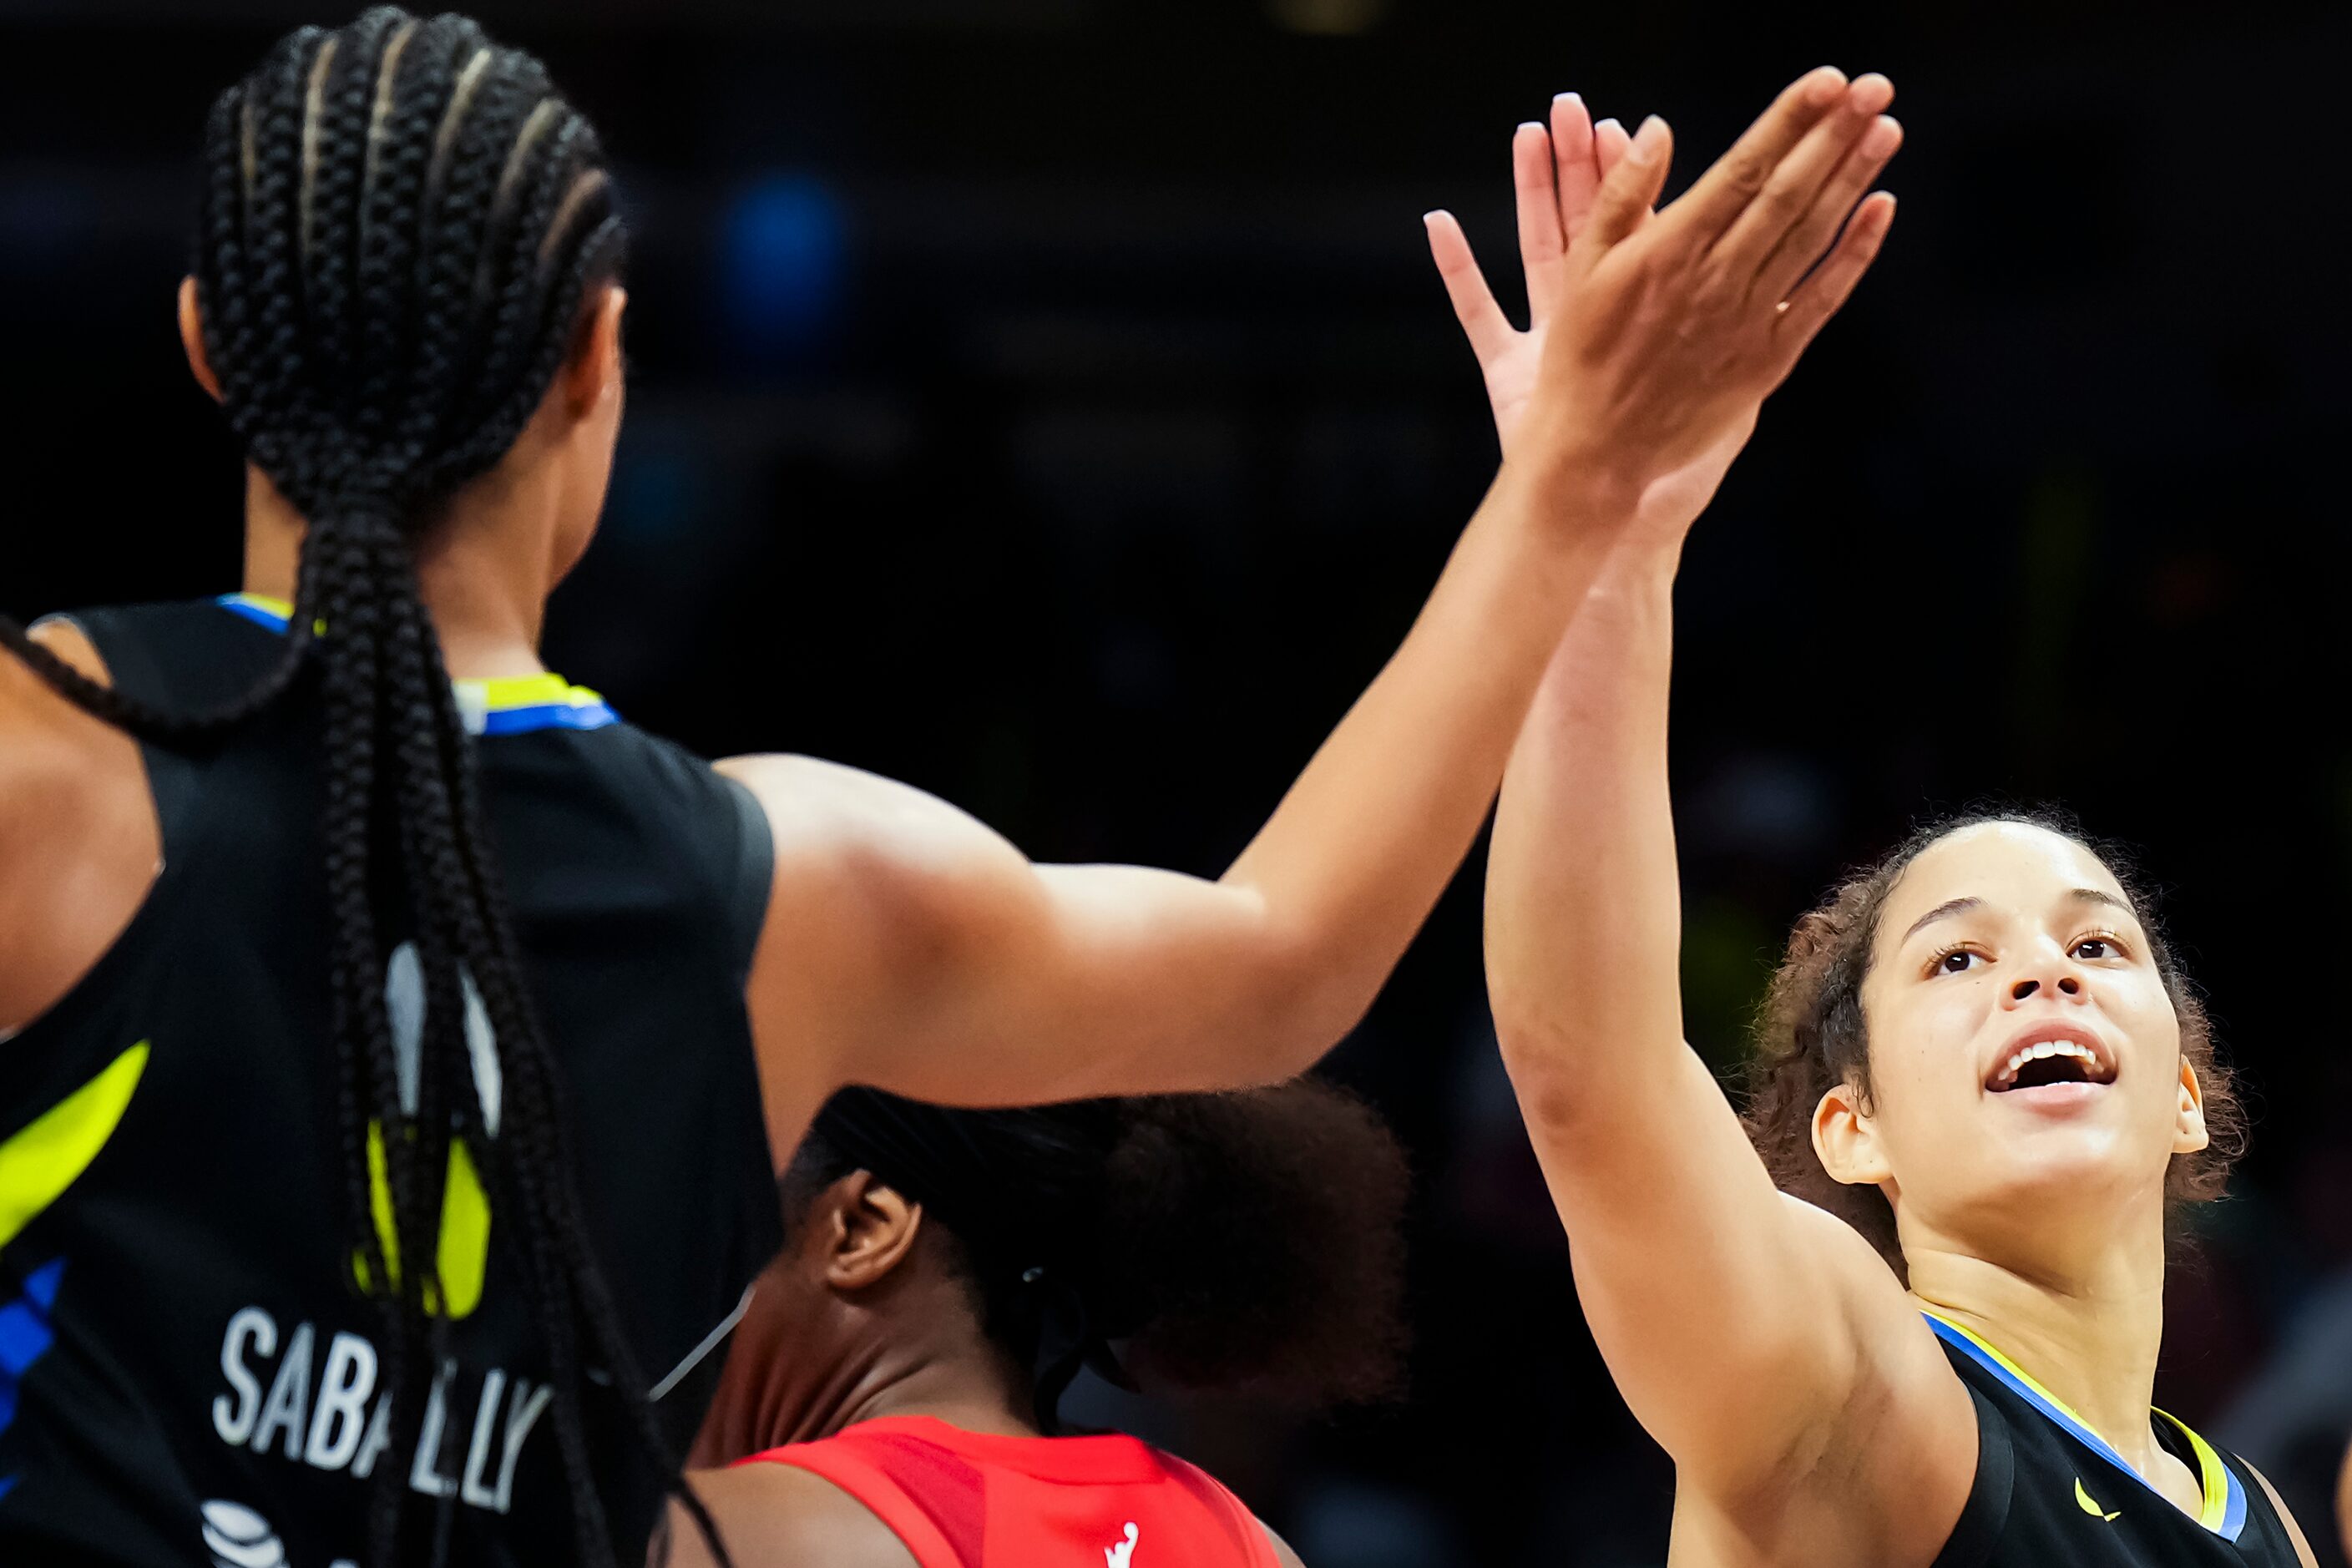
1424;210;1515;362
1771;190;1896;369
1592;116;1635;188
1750;110;1902;307
1550;93;1601;245
1707;74;1890;274
1578;115;1673;255
1514;121;1568;318
1665;66;1850;248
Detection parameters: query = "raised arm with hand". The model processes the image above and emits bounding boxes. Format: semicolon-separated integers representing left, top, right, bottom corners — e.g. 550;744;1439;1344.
721;68;1894;1144
1476;69;1976;1566
1425;92;1638;458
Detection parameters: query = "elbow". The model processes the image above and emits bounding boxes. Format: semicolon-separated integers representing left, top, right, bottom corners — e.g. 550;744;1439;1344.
1490;1005;1597;1137
1237;923;1383;1085
1260;985;1377;1087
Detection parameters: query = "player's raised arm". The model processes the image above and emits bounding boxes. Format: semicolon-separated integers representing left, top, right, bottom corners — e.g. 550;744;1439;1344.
724;70;1891;1120
1478;70;1973;1544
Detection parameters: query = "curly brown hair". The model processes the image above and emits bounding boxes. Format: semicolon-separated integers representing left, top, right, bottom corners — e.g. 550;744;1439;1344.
1741;811;2246;1283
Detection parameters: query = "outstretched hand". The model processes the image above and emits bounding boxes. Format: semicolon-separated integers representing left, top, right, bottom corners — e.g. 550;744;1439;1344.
1429;68;1900;541
1426;94;1637;458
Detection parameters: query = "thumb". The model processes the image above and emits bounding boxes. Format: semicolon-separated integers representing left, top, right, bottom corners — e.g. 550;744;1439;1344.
1576;115;1672;255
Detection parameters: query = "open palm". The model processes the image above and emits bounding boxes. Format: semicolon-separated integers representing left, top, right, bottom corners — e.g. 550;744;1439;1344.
1427;94;1636;456
1428;96;1763;538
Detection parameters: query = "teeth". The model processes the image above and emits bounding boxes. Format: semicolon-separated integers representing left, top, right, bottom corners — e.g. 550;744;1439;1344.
1995;1039;2102;1087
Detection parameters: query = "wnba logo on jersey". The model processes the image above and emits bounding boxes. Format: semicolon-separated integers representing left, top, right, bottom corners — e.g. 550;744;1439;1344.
200;1499;288;1568
1106;1522;1139;1568
350;946;500;1319
198;1499;357;1568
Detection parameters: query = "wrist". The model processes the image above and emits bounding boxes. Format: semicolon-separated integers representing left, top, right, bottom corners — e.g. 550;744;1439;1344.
1488;453;1687;602
1602;541;1686;615
1495;442;1641;549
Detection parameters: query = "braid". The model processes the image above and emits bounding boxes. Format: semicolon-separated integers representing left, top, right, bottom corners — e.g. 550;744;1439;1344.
387;570;726;1564
232;29;320;488
462;103;584;437
298;13;393;470
195;87;255;427
6;12;726;1565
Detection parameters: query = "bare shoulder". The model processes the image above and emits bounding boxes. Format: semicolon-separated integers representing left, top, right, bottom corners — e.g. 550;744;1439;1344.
714;752;904;836
716;752;1015;893
1775;1192;1907;1290
715;751;1034;1125
2339;1437;2351;1565
1257;1515;1308;1568
0;622;157;1034
1768;1193;1956;1386
0;619;115;763
2242;1458;2324;1568
1698;1195;1979;1563
660;1463;919;1568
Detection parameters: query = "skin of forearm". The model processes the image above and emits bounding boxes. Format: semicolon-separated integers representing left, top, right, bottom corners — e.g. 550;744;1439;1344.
1485;536;1685;1134
2336;1438;2350;1565
1216;455;1635;1063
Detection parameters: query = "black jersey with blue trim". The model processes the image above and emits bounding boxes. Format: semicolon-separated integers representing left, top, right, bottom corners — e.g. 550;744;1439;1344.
0;598;783;1566
1930;1312;2306;1567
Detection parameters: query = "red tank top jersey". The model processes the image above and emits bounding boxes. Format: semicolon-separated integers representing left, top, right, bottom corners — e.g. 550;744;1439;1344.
738;1417;1283;1568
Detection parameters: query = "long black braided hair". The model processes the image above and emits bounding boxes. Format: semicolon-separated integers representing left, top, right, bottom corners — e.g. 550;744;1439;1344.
0;11;726;1565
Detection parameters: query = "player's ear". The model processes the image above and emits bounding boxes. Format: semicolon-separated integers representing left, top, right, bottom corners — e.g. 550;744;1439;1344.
1813;1078;1893;1187
824;1172;922;1291
180;277;224;403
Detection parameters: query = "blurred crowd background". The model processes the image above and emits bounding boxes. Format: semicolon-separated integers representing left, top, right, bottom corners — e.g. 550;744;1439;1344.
7;1;2350;1562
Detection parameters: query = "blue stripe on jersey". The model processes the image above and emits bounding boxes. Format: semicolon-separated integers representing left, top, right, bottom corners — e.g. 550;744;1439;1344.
215;595;618;737
1925;1313;2247;1541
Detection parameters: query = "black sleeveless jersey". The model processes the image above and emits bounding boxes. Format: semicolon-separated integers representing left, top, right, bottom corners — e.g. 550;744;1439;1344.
1929;1313;2307;1567
0;597;783;1566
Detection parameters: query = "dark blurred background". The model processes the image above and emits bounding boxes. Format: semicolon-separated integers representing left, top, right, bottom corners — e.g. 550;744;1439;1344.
7;2;2351;1562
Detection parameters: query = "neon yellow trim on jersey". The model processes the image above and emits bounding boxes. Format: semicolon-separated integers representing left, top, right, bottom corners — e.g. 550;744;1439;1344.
356;1122;491;1320
222;596;608;726
454;673;607;712
2075;1478;2120;1521
0;1043;149;1252
1924;1308;2231;1529
1922;1308;2099;1425
2154;1409;2231;1531
228;592;295;621
224;592;326;636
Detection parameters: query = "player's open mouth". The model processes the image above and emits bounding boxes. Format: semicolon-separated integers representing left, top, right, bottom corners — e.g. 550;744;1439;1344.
1985;1026;2117;1093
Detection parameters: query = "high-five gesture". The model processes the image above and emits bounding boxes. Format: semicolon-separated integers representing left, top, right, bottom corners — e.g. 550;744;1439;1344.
1426;94;1636;457
1474;65;1995;1568
706;73;1899;1135
1433;69;1899;538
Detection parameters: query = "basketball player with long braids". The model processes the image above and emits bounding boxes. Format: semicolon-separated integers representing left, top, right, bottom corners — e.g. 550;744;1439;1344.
659;1081;1408;1568
0;12;1888;1563
1459;78;2324;1568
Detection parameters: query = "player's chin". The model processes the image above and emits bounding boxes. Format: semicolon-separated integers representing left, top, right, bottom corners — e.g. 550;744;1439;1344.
1974;1119;2154;1208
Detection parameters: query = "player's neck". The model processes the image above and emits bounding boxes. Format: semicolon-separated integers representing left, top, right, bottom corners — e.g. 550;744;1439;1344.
691;1319;1039;1466
828;1333;1043;1442
1906;1211;2170;1476
240;463;552;681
